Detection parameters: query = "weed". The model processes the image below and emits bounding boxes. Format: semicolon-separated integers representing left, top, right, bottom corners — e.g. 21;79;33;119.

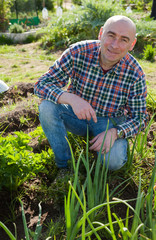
143;44;155;62
19;115;31;127
0;45;16;54
11;64;18;69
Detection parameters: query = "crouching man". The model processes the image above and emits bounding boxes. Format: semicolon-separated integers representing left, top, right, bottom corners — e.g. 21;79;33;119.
34;15;148;170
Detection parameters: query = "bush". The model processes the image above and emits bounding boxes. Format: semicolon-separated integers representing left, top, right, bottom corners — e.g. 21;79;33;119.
134;17;156;52
0;35;13;44
72;0;82;5
40;0;122;50
9;23;24;33
36;0;55;11
143;44;155;61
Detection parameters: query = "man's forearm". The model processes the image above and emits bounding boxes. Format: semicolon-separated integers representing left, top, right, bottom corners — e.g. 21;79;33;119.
58;92;97;123
57;92;75;105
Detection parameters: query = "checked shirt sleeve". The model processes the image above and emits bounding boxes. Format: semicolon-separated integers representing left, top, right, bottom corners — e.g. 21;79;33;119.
34;48;73;103
118;75;148;138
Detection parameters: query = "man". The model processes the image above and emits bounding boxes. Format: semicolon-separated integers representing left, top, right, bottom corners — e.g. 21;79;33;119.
34;15;148;170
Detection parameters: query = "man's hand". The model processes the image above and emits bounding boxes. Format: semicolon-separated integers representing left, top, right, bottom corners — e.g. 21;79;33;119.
58;92;97;123
89;128;117;154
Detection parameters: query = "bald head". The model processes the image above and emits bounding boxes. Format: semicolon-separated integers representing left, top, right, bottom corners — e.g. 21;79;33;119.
99;15;137;69
102;15;136;41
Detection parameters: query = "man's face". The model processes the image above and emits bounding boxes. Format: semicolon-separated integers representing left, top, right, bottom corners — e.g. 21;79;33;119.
100;20;136;68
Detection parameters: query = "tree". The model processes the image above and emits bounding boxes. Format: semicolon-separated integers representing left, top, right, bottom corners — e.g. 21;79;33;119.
0;0;13;32
151;0;156;20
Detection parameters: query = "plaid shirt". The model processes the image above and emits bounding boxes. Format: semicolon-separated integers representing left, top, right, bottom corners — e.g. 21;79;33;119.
34;40;148;138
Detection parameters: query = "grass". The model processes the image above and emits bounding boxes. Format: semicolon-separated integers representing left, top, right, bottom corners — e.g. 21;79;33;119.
0;43;61;86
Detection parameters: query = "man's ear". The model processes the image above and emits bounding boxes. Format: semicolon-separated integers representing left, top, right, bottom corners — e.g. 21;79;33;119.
129;38;137;51
98;27;103;40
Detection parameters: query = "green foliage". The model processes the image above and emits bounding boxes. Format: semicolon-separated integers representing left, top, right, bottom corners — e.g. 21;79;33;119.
143;44;155;61
40;0;122;50
56;0;63;7
135;18;156;52
9;23;24;33
40;217;65;239
64;133;156;239
0;118;155;239
122;0;152;11
0;35;14;45
146;92;156;114
35;0;55;11
10;0;54;14
72;0;82;5
127;114;155;168
64;125;131;239
0;200;43;240
0;0;13;31
39;0;156;53
0;130;54;191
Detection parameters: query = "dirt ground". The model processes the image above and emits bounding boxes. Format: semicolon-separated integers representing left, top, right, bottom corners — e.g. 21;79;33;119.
0;42;156;239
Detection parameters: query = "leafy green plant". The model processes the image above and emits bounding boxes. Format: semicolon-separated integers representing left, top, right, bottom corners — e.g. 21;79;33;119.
0;35;13;45
0;130;54;191
135;19;156;52
30;126;46;145
143;44;155;62
9;23;24;33
19;115;31;127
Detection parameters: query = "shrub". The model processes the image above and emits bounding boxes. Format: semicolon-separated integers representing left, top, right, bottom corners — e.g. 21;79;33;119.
72;0;82;5
10;0;55;13
0;35;13;44
134;17;156;52
143;44;155;61
40;0;122;50
9;23;24;33
36;0;55;11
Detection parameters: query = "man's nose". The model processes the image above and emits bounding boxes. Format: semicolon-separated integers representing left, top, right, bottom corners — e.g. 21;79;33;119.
111;39;119;48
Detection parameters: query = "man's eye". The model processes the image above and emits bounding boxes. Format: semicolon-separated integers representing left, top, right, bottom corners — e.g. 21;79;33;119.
122;38;128;42
108;34;114;38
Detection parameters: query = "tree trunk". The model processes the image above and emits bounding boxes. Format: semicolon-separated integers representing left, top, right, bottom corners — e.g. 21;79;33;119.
151;0;156;20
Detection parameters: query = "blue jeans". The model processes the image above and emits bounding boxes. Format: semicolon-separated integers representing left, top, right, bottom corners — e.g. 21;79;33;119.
39;100;128;170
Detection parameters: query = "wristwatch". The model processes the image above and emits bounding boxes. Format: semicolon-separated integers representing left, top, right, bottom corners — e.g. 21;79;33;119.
117;129;125;139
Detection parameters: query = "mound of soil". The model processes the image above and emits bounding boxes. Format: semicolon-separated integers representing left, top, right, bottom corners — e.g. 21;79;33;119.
0;82;40;134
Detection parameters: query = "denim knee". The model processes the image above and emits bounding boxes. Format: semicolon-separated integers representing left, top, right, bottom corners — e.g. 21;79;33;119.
103;139;128;171
39;100;57;119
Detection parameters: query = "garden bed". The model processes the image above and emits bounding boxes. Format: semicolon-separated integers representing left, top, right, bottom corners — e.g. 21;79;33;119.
0;42;155;240
0;30;37;43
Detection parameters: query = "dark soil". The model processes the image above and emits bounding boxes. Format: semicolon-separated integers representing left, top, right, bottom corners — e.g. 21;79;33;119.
0;82;40;134
0;82;155;240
